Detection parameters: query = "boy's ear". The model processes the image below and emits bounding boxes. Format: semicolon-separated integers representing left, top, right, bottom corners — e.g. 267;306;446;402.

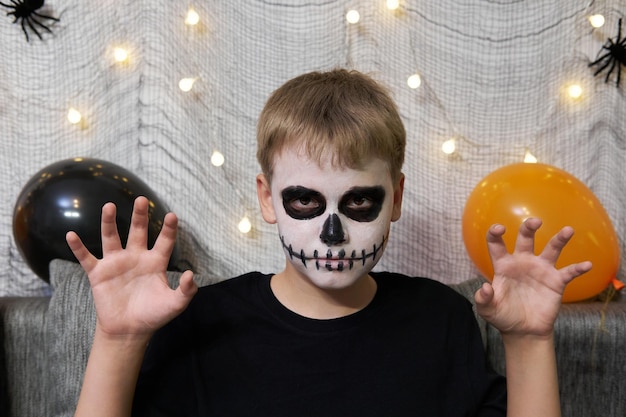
256;173;277;224
391;173;405;222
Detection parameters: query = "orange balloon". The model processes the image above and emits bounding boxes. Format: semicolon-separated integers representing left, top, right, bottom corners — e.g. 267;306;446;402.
462;163;620;303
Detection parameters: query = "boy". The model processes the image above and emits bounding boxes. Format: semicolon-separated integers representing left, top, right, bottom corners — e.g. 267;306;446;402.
66;69;592;416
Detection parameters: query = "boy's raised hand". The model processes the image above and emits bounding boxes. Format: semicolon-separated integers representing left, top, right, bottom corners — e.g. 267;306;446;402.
65;196;197;339
474;217;592;338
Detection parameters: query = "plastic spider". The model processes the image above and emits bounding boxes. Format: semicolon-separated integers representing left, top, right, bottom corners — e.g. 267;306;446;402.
589;18;626;87
0;0;59;42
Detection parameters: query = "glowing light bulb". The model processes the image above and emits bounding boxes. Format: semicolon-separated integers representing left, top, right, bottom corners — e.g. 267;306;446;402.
589;14;605;28
346;10;360;24
113;47;129;63
238;216;252;234
407;73;421;89
567;84;583;99
179;77;196;92
211;150;225;167
386;0;400;10
185;7;200;25
67;108;82;124
524;149;537;163
441;138;456;155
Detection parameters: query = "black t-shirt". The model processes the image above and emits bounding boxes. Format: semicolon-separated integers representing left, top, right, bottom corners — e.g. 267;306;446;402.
133;272;506;416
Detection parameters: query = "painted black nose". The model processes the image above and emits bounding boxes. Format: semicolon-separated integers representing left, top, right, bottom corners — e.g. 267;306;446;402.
319;213;345;246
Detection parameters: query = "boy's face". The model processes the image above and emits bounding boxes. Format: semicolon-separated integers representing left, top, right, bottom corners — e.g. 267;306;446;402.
257;147;403;291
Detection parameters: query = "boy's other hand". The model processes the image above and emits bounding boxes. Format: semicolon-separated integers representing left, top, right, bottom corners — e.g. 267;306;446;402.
474;218;592;338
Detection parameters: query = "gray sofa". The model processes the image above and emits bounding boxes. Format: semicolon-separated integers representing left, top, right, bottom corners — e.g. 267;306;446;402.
1;259;625;417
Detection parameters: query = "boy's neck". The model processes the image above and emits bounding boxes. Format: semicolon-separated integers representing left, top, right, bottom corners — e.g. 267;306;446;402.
270;265;377;320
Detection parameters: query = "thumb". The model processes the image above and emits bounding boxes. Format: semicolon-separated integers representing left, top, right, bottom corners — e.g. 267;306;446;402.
172;271;198;311
474;282;494;310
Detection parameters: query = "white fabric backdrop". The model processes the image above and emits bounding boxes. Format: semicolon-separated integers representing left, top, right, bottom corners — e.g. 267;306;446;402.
1;0;624;296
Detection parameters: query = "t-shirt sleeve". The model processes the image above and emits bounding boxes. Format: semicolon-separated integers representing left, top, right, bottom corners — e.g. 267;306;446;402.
464;303;507;416
401;277;507;417
476;368;508;417
132;304;198;416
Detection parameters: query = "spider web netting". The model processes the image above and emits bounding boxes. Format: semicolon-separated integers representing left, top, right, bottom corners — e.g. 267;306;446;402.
0;0;624;296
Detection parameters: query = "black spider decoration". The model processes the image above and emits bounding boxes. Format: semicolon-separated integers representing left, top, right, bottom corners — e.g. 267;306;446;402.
0;0;59;42
589;18;626;87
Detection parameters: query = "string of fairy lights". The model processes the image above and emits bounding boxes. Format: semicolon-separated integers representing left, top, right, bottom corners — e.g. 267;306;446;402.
62;2;612;234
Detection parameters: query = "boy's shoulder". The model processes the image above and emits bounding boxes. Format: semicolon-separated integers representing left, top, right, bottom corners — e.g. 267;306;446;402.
371;271;473;309
371;270;460;292
195;271;271;296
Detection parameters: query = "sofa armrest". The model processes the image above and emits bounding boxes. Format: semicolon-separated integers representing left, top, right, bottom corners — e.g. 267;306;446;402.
0;296;50;417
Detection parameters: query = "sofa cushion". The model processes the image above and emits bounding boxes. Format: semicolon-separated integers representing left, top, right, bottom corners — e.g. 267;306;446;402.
0;296;50;417
46;260;97;417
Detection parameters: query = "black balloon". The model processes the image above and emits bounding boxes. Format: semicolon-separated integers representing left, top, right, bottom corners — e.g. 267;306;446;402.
13;157;180;282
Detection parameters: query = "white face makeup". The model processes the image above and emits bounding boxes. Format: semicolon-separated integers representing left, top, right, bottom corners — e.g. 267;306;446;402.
268;148;399;290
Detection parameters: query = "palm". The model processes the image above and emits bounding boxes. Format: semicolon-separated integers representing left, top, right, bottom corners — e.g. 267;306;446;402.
87;252;182;335
475;218;592;337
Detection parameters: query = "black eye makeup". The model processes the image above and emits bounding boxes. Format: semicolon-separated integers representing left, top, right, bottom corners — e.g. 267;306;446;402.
281;185;386;222
281;186;326;220
339;186;386;222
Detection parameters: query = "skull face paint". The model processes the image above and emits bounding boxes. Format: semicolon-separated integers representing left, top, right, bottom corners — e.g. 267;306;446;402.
268;148;399;290
281;185;387;270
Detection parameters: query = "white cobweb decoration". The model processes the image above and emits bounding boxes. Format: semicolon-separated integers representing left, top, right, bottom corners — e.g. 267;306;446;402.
0;0;624;296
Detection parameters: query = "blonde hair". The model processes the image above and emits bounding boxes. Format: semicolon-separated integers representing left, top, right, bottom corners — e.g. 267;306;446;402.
257;69;406;183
